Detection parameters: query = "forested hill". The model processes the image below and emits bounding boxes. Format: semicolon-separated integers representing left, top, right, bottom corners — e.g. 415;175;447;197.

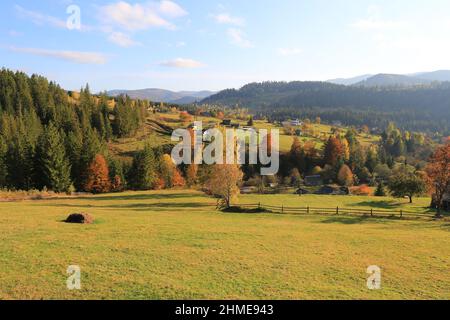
201;81;450;134
0;68;147;192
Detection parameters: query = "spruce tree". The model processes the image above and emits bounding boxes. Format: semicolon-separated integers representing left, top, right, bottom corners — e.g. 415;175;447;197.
37;122;72;193
374;182;386;197
130;143;158;190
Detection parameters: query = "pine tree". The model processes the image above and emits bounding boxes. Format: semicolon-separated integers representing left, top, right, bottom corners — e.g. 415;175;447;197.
0;136;8;186
374;182;386;196
36;122;72;193
130;144;158;190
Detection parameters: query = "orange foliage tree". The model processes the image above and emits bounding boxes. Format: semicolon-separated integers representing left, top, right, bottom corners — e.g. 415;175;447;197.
426;143;450;217
180;111;193;125
84;154;111;193
160;154;186;188
323;136;343;166
186;164;198;187
337;164;354;186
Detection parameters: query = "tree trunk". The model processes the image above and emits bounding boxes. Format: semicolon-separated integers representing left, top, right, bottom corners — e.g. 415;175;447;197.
409;196;413;203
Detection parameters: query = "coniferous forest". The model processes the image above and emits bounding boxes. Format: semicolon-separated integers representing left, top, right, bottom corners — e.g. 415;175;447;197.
0;69;147;192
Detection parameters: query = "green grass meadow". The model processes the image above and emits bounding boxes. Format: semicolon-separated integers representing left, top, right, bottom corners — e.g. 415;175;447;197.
0;190;449;300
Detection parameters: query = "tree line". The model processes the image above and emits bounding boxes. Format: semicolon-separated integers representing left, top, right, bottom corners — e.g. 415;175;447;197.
0;69;146;192
201;81;450;135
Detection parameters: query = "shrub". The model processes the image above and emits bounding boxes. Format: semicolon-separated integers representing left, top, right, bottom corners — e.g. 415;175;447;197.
352;184;372;196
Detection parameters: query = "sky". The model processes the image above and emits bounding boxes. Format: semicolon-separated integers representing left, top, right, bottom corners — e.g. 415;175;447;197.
2;0;450;92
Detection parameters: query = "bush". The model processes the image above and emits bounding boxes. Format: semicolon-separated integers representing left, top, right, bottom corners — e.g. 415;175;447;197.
352;184;372;196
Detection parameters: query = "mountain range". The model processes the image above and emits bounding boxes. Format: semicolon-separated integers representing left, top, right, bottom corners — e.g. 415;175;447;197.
107;88;216;104
327;70;450;87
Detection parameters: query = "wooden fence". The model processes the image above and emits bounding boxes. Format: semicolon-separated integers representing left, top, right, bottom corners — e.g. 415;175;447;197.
236;203;434;219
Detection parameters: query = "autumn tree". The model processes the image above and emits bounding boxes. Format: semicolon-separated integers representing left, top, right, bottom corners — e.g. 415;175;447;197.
206;164;243;208
186;164;198;187
160;154;185;188
323;136;343;166
84;154;111;193
426;143;450;217
388;168;426;203
337;164;354;186
180;111;193;125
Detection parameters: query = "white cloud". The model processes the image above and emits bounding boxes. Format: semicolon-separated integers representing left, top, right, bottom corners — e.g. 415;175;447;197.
159;58;205;68
15;5;67;29
351;19;407;31
351;5;407;31
175;41;186;47
278;47;302;56
15;4;93;31
108;32;141;47
9;47;108;64
99;1;188;31
159;0;188;18
213;13;245;26
227;28;253;48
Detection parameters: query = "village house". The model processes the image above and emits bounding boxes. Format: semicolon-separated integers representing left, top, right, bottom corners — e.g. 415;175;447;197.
443;192;450;211
304;175;323;186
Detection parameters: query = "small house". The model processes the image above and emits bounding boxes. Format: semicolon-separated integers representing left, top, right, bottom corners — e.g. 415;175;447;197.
304;175;323;186
443;192;450;211
221;119;232;126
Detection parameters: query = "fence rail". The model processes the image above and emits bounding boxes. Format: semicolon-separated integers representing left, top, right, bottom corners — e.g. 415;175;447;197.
236;203;434;219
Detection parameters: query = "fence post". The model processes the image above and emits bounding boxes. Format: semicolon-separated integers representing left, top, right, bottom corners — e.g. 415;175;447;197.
258;202;261;209
336;206;339;215
400;210;403;218
281;205;284;214
307;206;310;214
370;209;373;217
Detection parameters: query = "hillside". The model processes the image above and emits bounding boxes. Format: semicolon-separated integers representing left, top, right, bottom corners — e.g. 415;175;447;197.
327;74;373;85
107;88;215;104
327;70;450;86
354;74;433;87
201;81;450;134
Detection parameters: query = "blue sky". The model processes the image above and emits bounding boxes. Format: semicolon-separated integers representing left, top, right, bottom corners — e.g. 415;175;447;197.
2;0;450;92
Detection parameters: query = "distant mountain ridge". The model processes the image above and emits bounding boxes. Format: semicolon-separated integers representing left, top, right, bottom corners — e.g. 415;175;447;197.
107;88;216;104
328;70;450;87
354;74;433;87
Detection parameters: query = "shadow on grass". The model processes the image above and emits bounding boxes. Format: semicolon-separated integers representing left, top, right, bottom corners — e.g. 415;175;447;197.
42;201;214;211
44;192;202;202
319;215;397;225
348;200;402;209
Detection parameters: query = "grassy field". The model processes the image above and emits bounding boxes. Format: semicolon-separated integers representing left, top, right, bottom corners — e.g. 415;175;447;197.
0;190;448;300
108;112;381;157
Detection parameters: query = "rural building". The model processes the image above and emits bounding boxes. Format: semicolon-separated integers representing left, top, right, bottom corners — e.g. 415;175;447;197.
315;185;349;195
443;192;450;211
304;175;323;186
221;119;232;126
